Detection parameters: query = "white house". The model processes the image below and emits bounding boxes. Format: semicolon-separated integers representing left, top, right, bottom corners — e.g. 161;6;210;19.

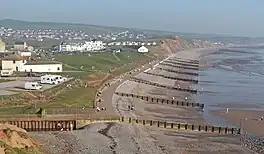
138;46;149;53
2;55;27;71
19;51;32;57
22;61;62;73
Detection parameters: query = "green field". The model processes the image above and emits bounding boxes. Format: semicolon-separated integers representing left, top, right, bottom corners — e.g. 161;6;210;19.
55;52;151;73
0;51;156;114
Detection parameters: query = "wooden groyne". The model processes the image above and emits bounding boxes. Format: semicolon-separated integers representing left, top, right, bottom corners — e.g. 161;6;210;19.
0;120;76;132
143;72;198;84
164;60;199;68
114;92;204;109
130;77;198;94
1;117;240;135
120;117;240;135
169;58;199;64
156;67;199;76
159;62;199;71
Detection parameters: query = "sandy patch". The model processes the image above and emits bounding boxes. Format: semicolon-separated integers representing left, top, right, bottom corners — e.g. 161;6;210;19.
210;109;264;136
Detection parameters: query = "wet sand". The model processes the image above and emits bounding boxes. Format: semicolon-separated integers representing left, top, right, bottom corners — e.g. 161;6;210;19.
210;109;264;136
210;103;264;109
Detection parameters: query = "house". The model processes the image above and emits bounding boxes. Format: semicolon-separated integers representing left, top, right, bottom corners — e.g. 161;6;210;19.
137;46;149;53
22;61;62;73
26;46;34;51
0;40;5;52
14;41;27;50
2;55;27;71
19;51;32;57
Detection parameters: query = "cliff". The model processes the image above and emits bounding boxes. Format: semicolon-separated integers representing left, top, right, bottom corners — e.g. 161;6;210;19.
0;124;42;154
151;36;218;55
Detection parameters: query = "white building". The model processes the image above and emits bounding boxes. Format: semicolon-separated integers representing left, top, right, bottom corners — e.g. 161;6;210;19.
59;41;105;52
2;55;27;71
22;61;62;73
19;51;32;57
138;46;149;53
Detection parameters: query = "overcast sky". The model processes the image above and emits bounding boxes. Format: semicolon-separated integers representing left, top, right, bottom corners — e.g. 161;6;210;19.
0;0;263;37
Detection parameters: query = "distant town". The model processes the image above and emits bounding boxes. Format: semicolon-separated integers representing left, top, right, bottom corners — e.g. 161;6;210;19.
0;24;161;78
0;25;160;52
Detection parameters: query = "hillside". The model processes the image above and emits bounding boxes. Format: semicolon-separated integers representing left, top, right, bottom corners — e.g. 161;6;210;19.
151;36;218;55
0;19;174;36
0;124;42;154
0;19;235;40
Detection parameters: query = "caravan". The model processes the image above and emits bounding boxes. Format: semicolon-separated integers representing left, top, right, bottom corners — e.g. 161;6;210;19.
40;75;59;85
24;82;42;90
49;75;67;83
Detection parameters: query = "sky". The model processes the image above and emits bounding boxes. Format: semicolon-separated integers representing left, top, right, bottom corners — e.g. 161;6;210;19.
0;0;263;37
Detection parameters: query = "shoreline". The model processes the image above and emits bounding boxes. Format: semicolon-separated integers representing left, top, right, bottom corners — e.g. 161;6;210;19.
111;47;218;125
199;46;264;137
210;109;264;136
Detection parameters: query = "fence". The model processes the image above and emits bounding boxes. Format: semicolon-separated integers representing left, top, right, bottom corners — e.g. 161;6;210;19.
0;120;76;132
159;62;199;71
143;71;198;84
114;92;204;109
156;67;199;76
164;60;199;68
130;77;197;94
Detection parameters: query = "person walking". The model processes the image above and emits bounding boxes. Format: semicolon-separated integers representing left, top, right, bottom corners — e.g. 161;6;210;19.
70;123;73;131
226;108;229;114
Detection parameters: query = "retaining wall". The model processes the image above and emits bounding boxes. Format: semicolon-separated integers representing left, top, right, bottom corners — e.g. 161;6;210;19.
130;77;198;94
164;60;199;68
159;62;199;71
156;67;199;76
114;92;204;109
0;120;76;132
143;71;198;84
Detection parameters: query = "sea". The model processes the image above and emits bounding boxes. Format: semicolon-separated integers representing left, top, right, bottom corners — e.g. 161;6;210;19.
195;46;264;126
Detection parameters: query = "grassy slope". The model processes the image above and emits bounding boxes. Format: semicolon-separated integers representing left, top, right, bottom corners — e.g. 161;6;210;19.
55;52;148;72
0;52;155;114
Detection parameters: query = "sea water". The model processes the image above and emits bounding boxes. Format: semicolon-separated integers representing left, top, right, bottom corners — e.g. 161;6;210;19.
196;46;264;126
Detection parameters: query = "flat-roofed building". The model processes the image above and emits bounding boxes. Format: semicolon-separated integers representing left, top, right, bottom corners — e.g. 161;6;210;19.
2;54;27;71
22;61;62;73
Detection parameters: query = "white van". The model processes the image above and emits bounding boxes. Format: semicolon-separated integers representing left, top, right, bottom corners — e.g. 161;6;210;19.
40;75;59;85
24;82;42;90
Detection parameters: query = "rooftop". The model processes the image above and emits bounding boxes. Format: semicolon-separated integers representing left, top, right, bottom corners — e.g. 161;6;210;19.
14;41;25;45
24;61;61;65
3;54;26;61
